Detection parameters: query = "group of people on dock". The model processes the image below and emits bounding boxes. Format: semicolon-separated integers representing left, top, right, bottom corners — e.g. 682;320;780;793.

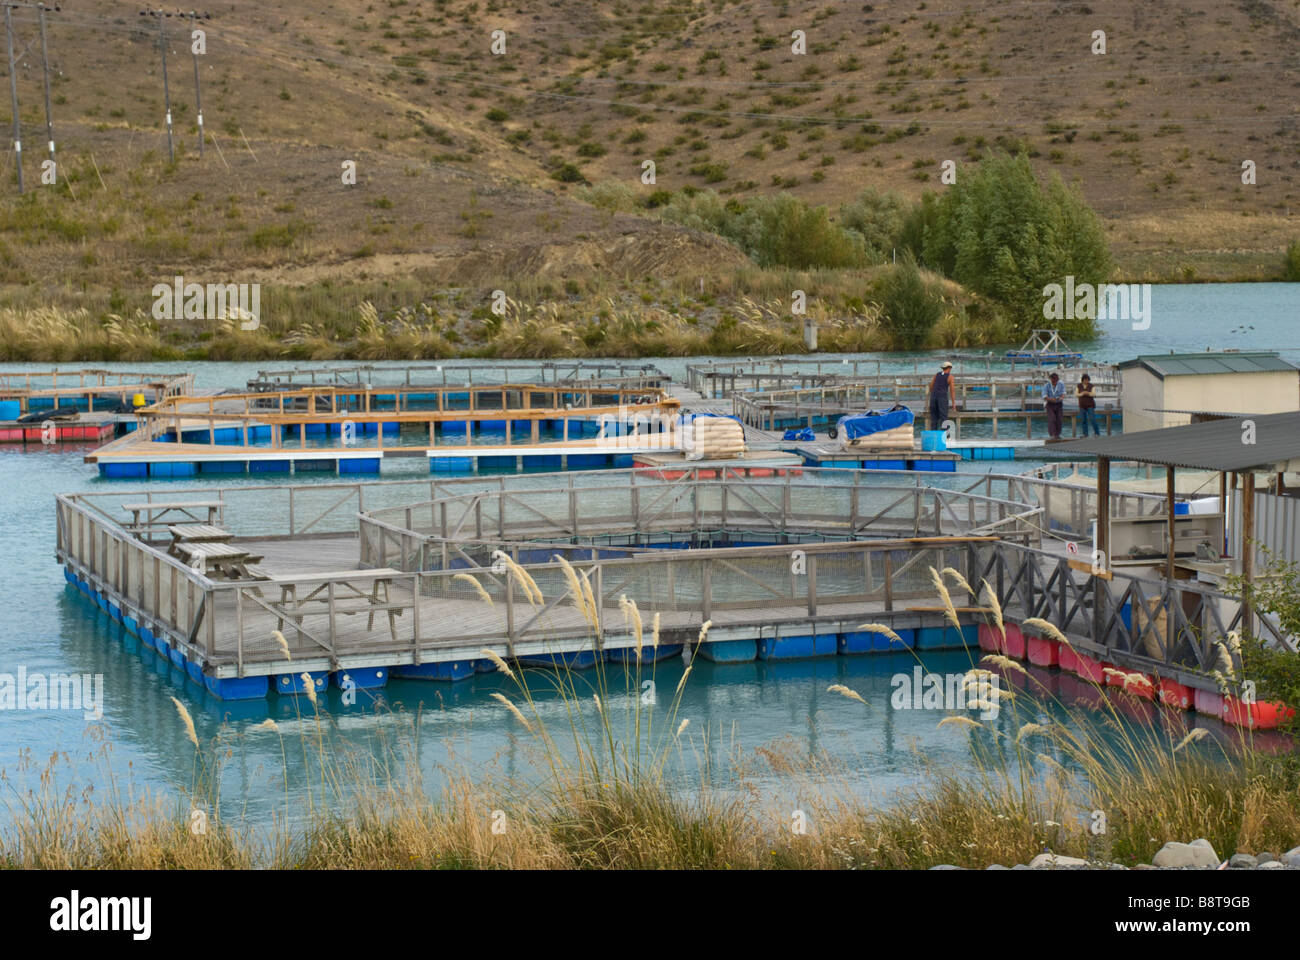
927;362;1102;441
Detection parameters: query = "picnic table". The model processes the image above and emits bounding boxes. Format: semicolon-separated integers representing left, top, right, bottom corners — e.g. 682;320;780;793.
268;568;406;644
122;499;224;535
167;523;234;547
171;540;266;581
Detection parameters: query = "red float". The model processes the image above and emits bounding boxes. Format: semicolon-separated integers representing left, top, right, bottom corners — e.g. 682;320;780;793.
1221;696;1296;730
977;622;1004;654
1004;623;1026;659
1193;687;1224;717
1027;633;1059;667
1071;652;1107;684
1058;642;1078;674
1156;677;1193;711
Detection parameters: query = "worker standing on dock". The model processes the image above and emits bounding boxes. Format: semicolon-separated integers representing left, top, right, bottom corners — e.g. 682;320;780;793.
1043;371;1066;440
1075;373;1100;436
927;360;954;431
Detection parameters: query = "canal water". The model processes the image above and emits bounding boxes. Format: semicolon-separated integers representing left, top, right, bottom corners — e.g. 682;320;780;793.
1;283;1295;834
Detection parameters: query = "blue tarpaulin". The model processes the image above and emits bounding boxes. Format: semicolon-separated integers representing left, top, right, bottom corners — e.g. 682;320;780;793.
685;412;744;423
837;407;914;439
782;427;815;441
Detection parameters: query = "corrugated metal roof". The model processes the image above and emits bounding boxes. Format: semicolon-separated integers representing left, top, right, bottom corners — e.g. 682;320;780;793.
1051;411;1300;471
1118;352;1300;379
1142;409;1256;417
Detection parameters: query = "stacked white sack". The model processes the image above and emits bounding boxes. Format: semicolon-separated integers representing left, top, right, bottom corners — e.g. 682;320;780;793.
686;417;747;460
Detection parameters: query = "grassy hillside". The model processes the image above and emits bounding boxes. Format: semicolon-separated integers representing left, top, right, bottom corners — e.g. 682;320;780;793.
0;0;1297;358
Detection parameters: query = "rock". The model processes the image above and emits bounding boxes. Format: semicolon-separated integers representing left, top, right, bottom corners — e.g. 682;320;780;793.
1229;853;1259;869
1029;852;1090;869
1259;860;1285;870
1011;864;1031;870
929;864;964;870
986;864;1010;870
1283;846;1300;868
1256;851;1274;864
1152;840;1219;869
1133;863;1158;870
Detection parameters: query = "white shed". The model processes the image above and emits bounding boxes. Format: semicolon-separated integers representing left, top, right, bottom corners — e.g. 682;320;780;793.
1117;351;1299;433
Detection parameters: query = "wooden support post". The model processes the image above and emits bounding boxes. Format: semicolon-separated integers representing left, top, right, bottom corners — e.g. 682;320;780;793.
1242;470;1255;637
1095;457;1110;637
1218;472;1227;555
1166;466;1176;581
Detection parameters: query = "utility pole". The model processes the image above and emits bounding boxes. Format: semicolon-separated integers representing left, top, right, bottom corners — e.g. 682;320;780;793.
4;3;22;193
37;2;53;176
141;9;175;162
158;11;173;162
188;11;201;156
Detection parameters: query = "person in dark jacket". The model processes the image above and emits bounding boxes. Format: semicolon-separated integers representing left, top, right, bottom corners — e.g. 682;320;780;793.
1076;373;1100;436
928;360;954;431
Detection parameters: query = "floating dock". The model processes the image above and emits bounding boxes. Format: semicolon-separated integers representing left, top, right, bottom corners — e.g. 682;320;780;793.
86;380;684;478
57;468;1045;698
731;373;1121;438
795;444;959;472
54;467;1280;730
0;369;193;415
0;412;117;445
247;360;669;392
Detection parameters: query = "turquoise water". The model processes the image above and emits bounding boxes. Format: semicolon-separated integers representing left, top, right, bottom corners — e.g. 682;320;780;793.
1;282;1295;833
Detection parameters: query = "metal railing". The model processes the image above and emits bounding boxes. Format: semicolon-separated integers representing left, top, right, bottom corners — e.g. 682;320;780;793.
731;375;1120;433
685;358;1118;400
358;471;1044;569
247;361;668;392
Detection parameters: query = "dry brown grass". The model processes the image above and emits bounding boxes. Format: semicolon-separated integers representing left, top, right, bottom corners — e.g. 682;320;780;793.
1;0;1292;360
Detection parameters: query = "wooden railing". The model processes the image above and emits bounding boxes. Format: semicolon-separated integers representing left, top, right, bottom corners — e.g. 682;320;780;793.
970;541;1297;676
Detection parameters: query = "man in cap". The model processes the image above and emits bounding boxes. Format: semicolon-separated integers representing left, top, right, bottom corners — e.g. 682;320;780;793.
928;360;954;431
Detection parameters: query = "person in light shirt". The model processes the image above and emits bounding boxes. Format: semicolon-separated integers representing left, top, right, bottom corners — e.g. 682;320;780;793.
1042;371;1066;440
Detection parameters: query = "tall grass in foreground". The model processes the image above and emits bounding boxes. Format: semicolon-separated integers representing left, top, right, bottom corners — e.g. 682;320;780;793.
3;574;1297;869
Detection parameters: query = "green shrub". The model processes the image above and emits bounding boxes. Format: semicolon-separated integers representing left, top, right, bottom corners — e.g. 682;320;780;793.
1284;240;1300;281
921;151;1112;336
576;180;638;213
659;190;867;269
839;188;907;264
897;190;941;263
551;163;585;183
874;256;945;349
1227;551;1300;741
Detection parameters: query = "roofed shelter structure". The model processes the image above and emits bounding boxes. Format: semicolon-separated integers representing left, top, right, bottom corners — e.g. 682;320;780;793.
1118;352;1299;433
1053;411;1300;633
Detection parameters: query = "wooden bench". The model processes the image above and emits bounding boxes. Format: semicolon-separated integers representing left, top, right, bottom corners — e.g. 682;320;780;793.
168;523;233;543
166;524;234;558
268;568;406;643
172;541;265;581
122;499;224;535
